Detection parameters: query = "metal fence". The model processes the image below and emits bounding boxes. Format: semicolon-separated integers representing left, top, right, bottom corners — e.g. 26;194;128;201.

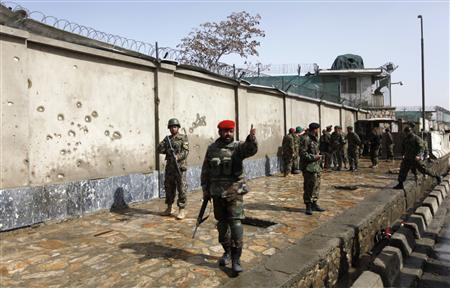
2;1;320;86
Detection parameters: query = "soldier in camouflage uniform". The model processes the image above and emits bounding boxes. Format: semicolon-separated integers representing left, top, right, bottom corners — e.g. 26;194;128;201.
291;126;304;174
383;128;394;161
281;128;296;177
368;127;381;168
300;122;326;215
201;120;257;274
330;125;346;171
319;125;332;170
341;127;348;169
157;118;189;220
393;126;441;189
346;126;361;171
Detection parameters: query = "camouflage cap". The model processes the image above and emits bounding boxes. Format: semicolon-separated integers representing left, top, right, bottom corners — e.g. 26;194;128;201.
334;125;342;129
347;126;353;129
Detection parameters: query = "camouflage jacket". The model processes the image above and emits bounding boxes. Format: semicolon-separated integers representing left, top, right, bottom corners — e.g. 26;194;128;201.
384;132;394;146
157;133;189;170
293;134;301;155
300;132;322;173
347;132;361;150
201;135;258;197
281;134;295;158
401;132;424;160
319;131;331;152
330;131;346;150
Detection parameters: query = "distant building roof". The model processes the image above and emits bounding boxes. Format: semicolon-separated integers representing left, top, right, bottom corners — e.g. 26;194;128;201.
318;68;383;76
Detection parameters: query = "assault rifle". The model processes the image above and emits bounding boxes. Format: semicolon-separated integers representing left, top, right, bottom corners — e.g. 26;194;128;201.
165;136;182;177
192;199;210;239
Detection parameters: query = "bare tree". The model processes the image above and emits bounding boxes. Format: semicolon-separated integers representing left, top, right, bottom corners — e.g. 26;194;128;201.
177;11;265;71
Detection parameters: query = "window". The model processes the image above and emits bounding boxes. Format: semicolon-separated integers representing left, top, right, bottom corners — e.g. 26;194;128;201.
341;77;357;93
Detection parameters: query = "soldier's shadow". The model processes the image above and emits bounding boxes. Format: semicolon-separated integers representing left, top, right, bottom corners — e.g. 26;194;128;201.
245;203;305;213
119;242;219;268
110;187;163;218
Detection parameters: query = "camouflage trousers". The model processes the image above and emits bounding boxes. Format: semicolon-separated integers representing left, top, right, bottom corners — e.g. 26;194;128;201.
212;194;244;248
283;156;293;175
398;159;437;183
347;148;359;170
303;171;321;204
331;148;342;169
292;155;300;171
386;144;394;160
370;146;380;166
323;152;332;169
341;148;348;166
164;169;187;208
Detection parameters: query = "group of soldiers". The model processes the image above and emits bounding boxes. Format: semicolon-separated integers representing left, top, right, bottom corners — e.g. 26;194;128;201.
282;125;396;174
157;118;442;275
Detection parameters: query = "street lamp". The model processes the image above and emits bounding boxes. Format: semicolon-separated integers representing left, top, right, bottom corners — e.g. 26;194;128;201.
388;80;404;106
418;15;425;135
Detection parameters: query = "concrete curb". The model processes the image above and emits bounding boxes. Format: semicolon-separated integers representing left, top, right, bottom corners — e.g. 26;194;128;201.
350;271;383;288
353;172;450;288
369;246;403;287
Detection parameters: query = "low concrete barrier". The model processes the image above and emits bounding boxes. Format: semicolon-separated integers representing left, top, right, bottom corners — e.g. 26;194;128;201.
369;246;403;287
351;271;383;288
422;197;439;215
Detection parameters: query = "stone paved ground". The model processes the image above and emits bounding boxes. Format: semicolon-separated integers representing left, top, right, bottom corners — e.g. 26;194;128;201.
0;159;400;288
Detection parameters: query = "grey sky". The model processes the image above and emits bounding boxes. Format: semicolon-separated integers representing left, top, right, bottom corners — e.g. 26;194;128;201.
13;0;450;109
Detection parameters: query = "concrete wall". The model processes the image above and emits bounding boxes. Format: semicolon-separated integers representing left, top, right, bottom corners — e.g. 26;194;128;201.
1;29;30;189
286;96;320;131
320;103;341;128
0;24;369;230
27;42;156;186
342;108;356;129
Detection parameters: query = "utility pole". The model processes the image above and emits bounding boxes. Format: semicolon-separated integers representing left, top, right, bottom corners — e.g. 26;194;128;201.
418;15;426;135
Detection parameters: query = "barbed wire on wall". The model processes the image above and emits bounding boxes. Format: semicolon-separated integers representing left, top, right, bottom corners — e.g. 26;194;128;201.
1;1;319;81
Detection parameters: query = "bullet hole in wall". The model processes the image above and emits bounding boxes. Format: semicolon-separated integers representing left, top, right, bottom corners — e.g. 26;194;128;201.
37;106;45;112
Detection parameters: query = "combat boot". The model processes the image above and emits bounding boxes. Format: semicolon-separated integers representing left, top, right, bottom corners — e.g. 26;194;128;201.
162;205;174;216
393;182;404;189
231;247;243;274
436;175;442;184
292;170;301;174
312;202;325;212
176;208;186;220
305;203;313;215
218;245;231;266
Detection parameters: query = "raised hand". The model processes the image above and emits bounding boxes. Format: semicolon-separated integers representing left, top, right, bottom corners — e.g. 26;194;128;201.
250;124;256;136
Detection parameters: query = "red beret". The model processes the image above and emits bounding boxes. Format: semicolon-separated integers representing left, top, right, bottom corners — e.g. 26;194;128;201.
289;128;295;133
218;120;235;130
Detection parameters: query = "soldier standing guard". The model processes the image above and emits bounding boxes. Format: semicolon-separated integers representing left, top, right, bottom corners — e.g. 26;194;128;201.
291;126;304;174
384;128;395;161
320;125;332;170
330;125;345;171
346;126;361;171
300;122;326;215
368;127;381;168
157;118;189;220
201;120;257;274
393;126;441;189
282;128;296;177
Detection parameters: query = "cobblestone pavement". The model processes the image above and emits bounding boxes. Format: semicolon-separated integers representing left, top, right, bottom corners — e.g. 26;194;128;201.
0;159;399;288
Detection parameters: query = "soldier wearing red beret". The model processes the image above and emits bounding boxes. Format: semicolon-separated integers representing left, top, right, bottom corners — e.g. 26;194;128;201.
201;120;257;274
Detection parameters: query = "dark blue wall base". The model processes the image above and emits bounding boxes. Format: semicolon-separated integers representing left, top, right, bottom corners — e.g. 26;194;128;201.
0;156;281;231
